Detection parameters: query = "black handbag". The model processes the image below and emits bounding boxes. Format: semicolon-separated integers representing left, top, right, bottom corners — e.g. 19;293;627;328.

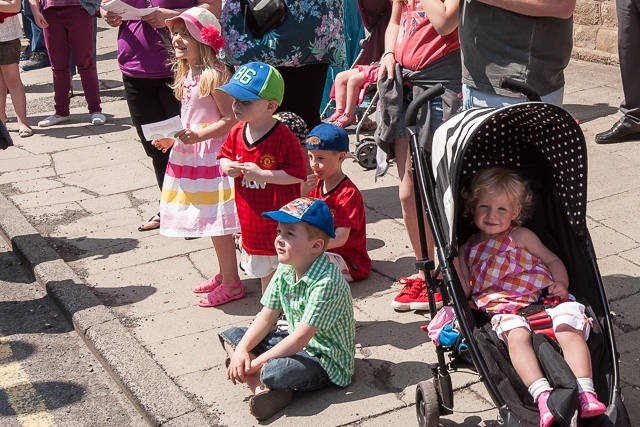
239;0;287;38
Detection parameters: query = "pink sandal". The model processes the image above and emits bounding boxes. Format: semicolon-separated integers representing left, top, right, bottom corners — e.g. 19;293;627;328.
327;108;344;123
198;281;245;307
335;113;357;129
193;274;223;293
579;391;606;418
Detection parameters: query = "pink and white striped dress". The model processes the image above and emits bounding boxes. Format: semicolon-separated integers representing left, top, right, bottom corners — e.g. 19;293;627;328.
159;75;240;238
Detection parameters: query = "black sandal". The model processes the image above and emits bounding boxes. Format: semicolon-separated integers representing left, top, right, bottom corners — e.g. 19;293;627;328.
138;213;160;232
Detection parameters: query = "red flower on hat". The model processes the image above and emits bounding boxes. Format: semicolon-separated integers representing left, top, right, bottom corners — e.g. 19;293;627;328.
201;25;224;54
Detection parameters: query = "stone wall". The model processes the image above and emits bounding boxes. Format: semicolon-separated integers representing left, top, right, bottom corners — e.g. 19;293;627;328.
573;0;619;64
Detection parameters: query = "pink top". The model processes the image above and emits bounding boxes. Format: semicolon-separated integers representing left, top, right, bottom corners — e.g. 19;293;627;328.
464;227;554;313
394;0;460;71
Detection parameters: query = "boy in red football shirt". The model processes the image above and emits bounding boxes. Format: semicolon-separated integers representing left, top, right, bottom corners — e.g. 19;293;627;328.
302;123;371;281
217;62;308;297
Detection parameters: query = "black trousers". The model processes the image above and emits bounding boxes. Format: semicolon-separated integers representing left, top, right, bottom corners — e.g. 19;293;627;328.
122;74;181;190
617;0;640;127
276;63;329;130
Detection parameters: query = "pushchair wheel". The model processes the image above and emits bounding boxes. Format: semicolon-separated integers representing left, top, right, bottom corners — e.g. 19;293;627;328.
415;380;440;427
355;139;377;170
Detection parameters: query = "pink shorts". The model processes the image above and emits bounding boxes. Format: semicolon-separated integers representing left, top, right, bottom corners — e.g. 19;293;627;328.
355;65;379;84
490;301;592;341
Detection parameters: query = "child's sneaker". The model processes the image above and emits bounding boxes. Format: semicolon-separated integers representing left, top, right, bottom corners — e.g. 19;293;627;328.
391;277;425;311
537;390;554;427
579;391;606;418
410;288;443;311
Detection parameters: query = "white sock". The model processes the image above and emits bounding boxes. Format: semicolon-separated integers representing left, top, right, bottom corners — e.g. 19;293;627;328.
528;378;553;402
577;377;595;394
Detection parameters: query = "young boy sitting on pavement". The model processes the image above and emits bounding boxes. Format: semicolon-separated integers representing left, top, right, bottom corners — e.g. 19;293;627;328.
219;197;356;421
302;123;371;282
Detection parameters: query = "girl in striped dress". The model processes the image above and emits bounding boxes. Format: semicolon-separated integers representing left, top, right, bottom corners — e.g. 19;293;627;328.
153;7;243;306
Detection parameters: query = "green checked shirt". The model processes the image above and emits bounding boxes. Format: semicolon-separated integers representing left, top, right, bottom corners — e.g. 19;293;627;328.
261;254;356;387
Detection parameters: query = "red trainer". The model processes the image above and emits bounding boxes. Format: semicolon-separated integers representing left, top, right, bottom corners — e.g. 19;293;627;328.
537;391;554;427
410;288;443;311
392;277;425;311
579;391;606;418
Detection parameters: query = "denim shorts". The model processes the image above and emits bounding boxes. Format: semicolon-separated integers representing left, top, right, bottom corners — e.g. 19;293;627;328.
396;93;443;138
219;326;331;392
462;84;564;109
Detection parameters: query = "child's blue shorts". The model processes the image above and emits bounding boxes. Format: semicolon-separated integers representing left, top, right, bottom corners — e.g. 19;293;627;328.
219;326;331;392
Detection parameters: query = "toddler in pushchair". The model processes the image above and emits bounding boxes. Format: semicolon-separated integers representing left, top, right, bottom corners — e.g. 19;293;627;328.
403;85;631;427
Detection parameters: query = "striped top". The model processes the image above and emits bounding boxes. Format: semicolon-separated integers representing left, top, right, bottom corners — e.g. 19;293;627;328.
464;227;554;313
261;255;356;387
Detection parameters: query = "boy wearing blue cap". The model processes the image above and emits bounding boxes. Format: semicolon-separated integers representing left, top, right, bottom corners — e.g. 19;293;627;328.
217;62;308;295
219;197;356;421
302;123;371;282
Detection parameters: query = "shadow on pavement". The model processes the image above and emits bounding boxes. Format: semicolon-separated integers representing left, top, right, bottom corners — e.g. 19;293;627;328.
357;319;429;350
0;382;85;416
93;285;156;308
0;298;72;337
564;102;618;123
44;236;138;263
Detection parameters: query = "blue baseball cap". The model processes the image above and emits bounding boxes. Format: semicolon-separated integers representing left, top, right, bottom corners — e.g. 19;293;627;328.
262;197;336;238
305;123;355;158
216;62;284;104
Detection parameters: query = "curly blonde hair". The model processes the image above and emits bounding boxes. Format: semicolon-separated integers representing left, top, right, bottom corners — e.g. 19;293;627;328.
167;21;231;100
463;167;533;226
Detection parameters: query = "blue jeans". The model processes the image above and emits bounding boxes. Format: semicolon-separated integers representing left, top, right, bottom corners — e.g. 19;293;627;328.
462;84;564;109
219;327;331;392
396;95;443;138
21;0;47;53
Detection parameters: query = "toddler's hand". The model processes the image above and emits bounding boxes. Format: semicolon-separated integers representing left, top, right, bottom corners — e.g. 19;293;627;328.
236;162;263;181
151;138;174;153
547;282;569;299
175;129;200;145
301;174;317;196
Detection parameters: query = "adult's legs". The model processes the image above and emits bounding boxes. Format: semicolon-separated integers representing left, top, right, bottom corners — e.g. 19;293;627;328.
122;75;180;190
65;7;102;114
42;7;73;117
277;63;329;129
617;0;640;127
21;0;46;54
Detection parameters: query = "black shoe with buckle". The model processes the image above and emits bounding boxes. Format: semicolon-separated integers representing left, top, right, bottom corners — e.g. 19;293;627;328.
595;120;640;144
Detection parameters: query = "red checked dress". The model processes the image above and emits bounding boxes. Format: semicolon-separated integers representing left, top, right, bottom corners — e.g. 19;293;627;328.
159;75;240;238
464;227;554;313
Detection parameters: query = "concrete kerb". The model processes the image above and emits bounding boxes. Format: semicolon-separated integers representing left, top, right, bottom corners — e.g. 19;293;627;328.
0;191;212;427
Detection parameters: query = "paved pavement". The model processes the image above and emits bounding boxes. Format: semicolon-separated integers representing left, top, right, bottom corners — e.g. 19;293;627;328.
2;20;640;427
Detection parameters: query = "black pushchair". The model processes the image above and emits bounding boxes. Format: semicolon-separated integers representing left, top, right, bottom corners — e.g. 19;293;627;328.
406;82;631;427
320;0;391;171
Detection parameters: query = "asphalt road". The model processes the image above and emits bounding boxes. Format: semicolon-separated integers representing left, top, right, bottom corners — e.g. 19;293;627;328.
0;238;146;427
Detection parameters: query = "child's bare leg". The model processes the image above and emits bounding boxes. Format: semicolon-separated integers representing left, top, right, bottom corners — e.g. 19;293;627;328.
503;327;545;386
333;69;360;111
344;72;365;115
212;235;241;284
1;64;30;130
260;271;275;293
0;70;7;123
555;324;592;379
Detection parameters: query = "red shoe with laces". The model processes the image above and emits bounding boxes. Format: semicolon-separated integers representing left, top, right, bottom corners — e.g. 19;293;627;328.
391;278;443;311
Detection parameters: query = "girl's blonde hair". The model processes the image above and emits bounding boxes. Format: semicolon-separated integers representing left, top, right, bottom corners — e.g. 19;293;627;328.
463;167;533;226
168;21;231;100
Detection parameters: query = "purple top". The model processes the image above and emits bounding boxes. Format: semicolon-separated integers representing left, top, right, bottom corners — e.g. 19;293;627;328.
117;0;196;79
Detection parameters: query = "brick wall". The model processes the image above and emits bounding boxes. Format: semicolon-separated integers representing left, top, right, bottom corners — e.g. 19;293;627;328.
573;0;619;64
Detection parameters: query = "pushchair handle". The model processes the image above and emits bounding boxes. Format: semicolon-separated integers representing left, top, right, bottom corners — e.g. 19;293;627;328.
405;84;445;128
499;77;542;102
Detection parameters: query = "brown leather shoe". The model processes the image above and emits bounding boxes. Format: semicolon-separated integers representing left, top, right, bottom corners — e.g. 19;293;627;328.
595;121;640;144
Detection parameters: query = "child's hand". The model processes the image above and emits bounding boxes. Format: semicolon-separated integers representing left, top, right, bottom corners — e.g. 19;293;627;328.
227;351;252;385
301;174;317;196
225;161;243;178
235;162;263;181
151;138;174;153
175;129;200;145
547;282;569;299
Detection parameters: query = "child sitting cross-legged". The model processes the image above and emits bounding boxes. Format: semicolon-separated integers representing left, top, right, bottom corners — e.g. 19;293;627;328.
219;197;356;421
301;123;371;282
458;167;606;427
